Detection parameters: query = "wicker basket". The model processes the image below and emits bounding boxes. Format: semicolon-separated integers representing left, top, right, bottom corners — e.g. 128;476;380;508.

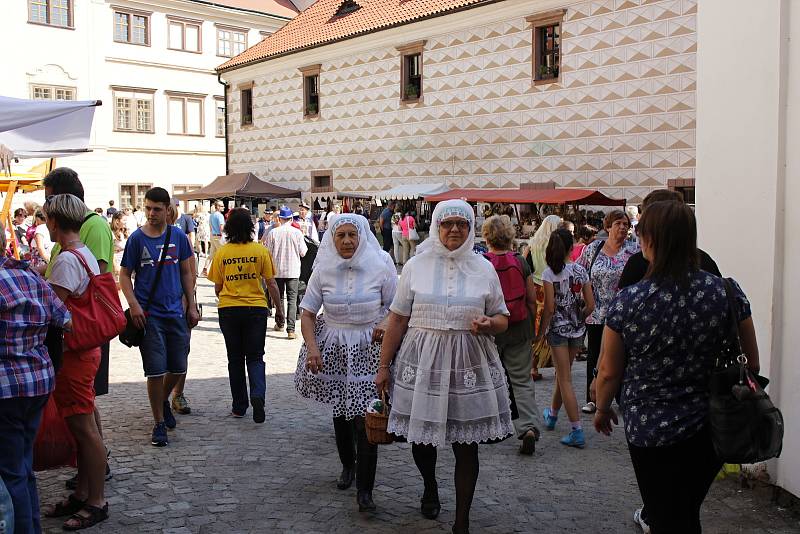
365;391;393;445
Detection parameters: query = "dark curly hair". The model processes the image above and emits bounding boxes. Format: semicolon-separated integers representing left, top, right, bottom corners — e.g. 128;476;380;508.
224;208;255;244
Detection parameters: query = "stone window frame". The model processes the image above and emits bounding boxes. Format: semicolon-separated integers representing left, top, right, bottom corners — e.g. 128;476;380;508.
214;96;226;137
28;0;74;29
167;16;203;54
30;84;76;101
238;82;254;127
310;170;334;193
397;40;426;104
165;91;206;137
299;64;321;119
216;24;249;58
112;6;152;46
526;9;565;87
119;183;153;210
111;86;155;134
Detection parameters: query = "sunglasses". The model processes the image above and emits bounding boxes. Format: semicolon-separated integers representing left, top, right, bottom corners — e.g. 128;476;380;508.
440;220;470;231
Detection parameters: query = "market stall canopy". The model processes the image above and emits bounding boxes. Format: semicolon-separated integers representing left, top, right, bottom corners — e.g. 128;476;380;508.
375;183;450;201
425;188;625;206
173;172;301;201
0;96;100;158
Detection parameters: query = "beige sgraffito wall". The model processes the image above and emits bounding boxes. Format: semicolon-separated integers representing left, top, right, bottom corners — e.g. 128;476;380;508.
223;0;697;203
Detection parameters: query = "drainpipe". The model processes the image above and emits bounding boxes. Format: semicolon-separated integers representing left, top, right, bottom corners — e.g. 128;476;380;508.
217;72;229;176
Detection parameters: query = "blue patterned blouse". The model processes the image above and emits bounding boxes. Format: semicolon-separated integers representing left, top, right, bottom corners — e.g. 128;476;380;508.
605;272;751;447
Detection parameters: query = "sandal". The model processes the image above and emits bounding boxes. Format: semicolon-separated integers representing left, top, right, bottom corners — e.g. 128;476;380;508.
62;503;109;531
45;494;85;518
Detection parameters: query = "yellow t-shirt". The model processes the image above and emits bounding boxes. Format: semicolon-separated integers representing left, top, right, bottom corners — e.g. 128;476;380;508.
208;242;275;308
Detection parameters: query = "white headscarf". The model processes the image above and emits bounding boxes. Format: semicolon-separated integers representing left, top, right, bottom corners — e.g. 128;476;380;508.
528;214;562;252
414;199;486;276
313;213;389;272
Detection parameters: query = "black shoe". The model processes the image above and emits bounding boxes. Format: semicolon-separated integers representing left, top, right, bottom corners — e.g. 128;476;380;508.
337;465;355;490
519;429;537;455
357;490;376;512
151;422;168;447
163;401;177;429
251;398;266;424
420;482;440;519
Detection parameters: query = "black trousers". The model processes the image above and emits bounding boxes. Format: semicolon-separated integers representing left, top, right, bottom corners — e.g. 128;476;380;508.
381;228;393;253
628;426;722;534
585;324;603;402
218;307;268;414
333;416;377;492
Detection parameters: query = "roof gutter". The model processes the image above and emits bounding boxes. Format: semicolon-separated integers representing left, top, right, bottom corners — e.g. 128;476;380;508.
185;0;294;20
217;0;505;74
217;72;230;175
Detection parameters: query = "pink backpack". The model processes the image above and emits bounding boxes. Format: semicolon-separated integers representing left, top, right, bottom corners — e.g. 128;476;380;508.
484;252;528;323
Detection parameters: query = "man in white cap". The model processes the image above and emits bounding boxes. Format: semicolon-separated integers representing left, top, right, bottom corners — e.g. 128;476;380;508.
298;202;318;244
264;206;307;339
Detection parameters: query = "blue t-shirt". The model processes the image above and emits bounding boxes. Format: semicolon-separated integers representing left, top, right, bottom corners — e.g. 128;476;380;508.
606;272;751;448
210;212;224;236
121;227;193;318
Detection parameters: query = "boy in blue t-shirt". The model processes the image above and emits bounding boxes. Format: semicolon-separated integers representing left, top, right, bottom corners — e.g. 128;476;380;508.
120;187;198;447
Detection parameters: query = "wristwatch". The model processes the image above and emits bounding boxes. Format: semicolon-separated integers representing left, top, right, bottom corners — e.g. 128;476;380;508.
592;368;598;378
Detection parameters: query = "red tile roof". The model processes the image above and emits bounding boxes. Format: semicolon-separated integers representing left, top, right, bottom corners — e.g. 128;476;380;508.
217;0;501;72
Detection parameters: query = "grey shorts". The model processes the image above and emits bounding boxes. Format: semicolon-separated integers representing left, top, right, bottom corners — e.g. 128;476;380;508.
546;332;585;349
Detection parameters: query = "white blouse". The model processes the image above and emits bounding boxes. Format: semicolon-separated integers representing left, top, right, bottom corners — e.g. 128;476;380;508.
300;255;397;327
390;254;509;331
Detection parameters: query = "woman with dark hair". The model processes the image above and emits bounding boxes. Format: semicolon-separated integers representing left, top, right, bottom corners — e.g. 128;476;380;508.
208;208;284;422
594;201;759;534
576;210;637;414
537;229;594;448
570;225;595;262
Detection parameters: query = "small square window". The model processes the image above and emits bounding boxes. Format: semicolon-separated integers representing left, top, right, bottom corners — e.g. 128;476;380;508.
311;173;332;192
240;87;253;126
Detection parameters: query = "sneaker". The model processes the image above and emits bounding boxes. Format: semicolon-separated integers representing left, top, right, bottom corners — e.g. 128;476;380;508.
560;428;586;448
151;422;168;447
287;332;297;340
581;401;597;414
251;398;266;424
171;394;191;415
543;407;558;430
633;508;651;534
163;401;177;429
231;411;246;418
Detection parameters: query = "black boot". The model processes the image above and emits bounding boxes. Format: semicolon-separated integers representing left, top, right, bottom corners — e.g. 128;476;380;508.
421;481;440;519
333;416;355;490
355;416;377;511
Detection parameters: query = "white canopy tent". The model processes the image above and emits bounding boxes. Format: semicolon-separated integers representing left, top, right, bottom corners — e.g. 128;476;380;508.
374;183;450;201
0;95;100;162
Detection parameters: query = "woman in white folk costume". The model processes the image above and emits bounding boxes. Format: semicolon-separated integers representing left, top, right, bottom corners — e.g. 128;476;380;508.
375;200;514;534
295;214;397;512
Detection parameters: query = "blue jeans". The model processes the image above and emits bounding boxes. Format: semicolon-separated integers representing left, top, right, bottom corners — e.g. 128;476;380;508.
139;315;190;378
0;394;48;534
218;307;268;414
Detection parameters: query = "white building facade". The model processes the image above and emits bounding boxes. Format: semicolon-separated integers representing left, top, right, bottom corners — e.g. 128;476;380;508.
219;0;698;204
2;0;296;210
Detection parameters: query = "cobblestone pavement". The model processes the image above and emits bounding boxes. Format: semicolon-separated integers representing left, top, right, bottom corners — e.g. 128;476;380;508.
37;279;799;533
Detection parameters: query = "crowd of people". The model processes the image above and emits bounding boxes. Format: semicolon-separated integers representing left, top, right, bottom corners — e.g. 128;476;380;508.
0;168;761;534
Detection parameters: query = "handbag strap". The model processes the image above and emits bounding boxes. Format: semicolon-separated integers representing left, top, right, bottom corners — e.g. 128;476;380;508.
587;239;605;278
63;248;97;280
721;277;743;363
142;225;172;312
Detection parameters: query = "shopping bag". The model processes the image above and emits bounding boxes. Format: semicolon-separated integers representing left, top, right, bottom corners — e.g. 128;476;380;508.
33;396;77;471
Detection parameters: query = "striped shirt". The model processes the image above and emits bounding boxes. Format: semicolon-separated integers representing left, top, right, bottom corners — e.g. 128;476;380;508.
0;257;70;399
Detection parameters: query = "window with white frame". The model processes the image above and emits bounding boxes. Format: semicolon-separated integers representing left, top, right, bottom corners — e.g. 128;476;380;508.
168;18;201;53
28;0;72;28
114;9;150;45
215;98;225;137
167;93;205;135
112;88;154;133
120;184;152;210
216;26;247;57
31;84;75;101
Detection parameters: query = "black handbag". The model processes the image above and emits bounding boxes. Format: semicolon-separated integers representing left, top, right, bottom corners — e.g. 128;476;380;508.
708;278;784;464
119;226;172;347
